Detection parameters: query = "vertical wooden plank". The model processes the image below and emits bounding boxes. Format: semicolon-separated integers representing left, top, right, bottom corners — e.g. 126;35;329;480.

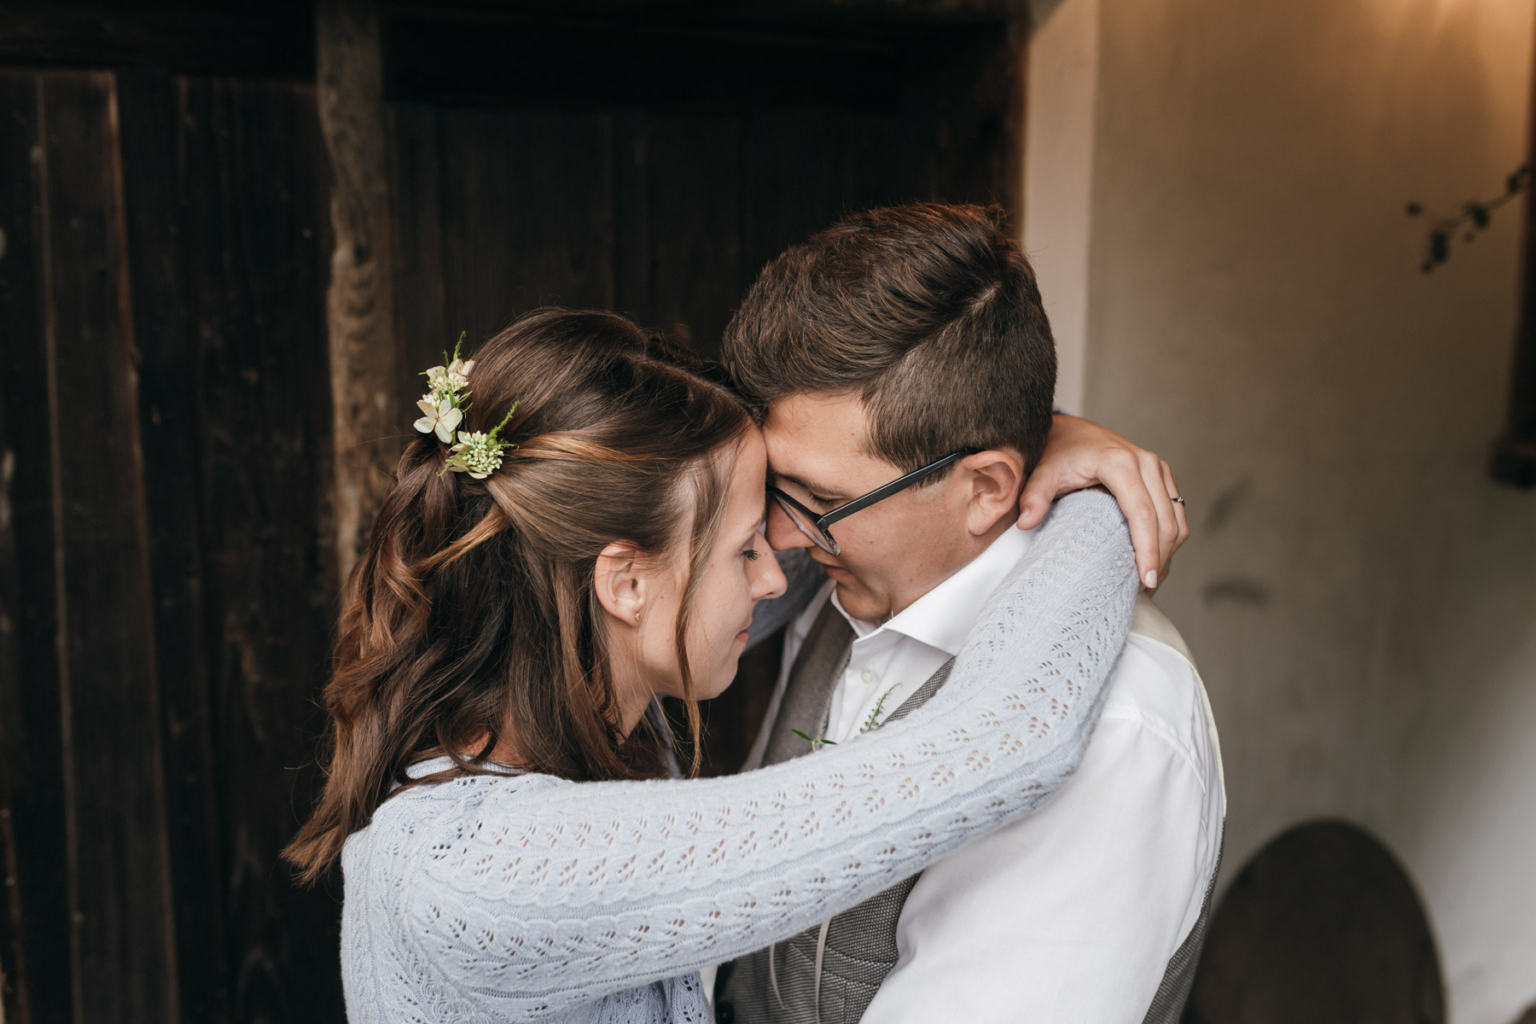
615;111;747;353
897;27;1020;213
646;114;743;357
439;108;614;341
37;68;179;1024
741;109;851;283
386;101;448;410
114;68;231;1024
318;0;401;585
612;110;658;331
176;76;343;1024
0;66;52;1024
844;112;909;213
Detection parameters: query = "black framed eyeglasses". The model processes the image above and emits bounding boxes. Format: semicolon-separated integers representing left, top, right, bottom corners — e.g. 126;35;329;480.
766;448;981;557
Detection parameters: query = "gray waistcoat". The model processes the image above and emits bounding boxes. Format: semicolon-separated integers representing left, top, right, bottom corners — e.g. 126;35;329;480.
714;601;1222;1024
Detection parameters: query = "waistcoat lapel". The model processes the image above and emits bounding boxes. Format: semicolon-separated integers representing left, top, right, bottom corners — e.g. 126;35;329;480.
760;600;855;766
718;616;957;1024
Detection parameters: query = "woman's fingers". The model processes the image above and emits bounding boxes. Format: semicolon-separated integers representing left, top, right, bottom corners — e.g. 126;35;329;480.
1095;447;1164;589
1016;461;1064;530
1136;451;1179;588
1016;414;1190;589
1161;459;1190;573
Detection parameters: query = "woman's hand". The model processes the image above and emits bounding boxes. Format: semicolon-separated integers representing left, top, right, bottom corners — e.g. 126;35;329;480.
1017;414;1188;591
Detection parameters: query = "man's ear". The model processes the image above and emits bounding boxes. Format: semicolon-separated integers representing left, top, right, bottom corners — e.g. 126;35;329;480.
594;541;648;627
961;450;1025;536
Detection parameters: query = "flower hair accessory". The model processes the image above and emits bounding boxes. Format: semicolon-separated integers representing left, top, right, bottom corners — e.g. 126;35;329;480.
413;333;520;479
444;404;518;479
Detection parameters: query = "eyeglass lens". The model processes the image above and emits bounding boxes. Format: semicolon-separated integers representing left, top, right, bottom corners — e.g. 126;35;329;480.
770;493;840;556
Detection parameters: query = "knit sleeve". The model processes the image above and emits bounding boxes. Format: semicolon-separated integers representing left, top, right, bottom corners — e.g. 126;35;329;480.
373;492;1137;1019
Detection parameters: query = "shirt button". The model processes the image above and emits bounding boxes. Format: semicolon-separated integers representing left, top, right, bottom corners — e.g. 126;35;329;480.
717;1002;736;1023
861;668;876;684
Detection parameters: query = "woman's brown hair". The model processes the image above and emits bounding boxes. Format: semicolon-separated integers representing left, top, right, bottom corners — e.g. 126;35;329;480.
284;309;753;883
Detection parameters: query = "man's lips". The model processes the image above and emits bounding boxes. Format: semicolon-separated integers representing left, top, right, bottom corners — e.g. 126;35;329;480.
812;558;850;580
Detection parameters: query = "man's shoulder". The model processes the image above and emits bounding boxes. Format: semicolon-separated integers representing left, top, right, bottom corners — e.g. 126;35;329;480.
1101;594;1220;786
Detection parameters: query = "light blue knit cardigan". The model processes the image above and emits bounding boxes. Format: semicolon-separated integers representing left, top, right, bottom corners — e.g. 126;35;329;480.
340;492;1138;1023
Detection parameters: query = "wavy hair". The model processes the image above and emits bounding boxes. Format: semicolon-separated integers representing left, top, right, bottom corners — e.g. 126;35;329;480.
284;309;753;883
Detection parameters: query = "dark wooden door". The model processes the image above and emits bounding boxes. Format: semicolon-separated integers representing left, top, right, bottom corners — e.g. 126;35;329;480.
0;68;343;1024
381;8;1022;774
383;7;1021;365
0;5;1021;1021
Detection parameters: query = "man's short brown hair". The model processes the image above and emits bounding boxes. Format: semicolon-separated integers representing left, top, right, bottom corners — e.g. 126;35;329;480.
721;203;1057;475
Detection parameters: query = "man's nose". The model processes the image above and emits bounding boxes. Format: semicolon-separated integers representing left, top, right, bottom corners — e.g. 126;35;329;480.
765;502;814;552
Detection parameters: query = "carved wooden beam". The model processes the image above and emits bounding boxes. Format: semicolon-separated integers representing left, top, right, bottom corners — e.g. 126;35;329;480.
317;0;399;582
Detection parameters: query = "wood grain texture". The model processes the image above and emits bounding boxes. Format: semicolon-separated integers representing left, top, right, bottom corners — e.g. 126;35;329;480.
37;68;179;1024
614;113;744;357
0;67;48;1024
439;108;615;340
741;109;853;282
174;76;343;1024
114;67;231;1024
386;102;448;413
0;8;1021;1019
319;0;401;584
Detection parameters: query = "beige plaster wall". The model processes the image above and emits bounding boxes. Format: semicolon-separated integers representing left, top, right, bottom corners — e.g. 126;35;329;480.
1025;0;1536;1020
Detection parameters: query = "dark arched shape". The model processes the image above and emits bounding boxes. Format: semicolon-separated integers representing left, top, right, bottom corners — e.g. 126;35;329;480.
1183;820;1444;1024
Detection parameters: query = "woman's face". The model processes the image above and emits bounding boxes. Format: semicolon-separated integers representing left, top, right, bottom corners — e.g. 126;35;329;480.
630;430;787;709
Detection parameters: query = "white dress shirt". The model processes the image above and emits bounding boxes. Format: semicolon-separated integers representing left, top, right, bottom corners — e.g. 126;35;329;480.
744;525;1225;1023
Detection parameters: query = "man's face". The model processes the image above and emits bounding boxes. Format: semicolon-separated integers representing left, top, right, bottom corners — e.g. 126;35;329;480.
761;391;994;622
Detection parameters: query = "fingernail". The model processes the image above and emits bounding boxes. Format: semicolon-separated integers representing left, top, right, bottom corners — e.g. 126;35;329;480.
1144;570;1157;589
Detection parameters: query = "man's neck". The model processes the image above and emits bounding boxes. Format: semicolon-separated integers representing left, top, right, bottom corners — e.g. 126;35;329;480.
879;515;1016;620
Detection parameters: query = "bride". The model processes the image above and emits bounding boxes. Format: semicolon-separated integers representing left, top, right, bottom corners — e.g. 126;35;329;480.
285;309;1161;1022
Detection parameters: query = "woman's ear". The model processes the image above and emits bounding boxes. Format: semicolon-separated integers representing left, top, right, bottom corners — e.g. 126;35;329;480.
961;450;1025;536
594;541;648;627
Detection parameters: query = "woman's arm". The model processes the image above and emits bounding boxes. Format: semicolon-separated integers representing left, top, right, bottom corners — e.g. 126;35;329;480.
749;415;1187;649
1020;414;1189;591
384;492;1137;1017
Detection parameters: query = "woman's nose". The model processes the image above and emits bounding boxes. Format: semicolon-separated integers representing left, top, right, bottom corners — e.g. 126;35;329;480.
753;544;788;601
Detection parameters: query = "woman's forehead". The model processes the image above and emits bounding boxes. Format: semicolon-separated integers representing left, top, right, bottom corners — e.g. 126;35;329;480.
726;431;769;522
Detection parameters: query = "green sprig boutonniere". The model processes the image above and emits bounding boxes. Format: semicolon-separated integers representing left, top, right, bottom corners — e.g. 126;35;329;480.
791;729;837;751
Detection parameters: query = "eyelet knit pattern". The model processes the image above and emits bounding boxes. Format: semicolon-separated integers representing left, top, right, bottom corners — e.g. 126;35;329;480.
340;492;1138;1023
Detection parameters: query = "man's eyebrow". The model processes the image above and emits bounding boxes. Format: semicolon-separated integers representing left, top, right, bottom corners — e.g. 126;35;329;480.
771;470;848;500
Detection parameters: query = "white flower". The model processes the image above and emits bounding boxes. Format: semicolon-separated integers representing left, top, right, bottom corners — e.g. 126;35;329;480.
413;398;463;443
445;430;506;479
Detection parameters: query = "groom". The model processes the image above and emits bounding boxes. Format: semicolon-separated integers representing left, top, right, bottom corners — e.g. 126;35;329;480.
712;203;1224;1024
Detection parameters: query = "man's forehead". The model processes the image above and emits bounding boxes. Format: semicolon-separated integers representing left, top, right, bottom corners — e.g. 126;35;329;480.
762;392;867;457
761;392;891;488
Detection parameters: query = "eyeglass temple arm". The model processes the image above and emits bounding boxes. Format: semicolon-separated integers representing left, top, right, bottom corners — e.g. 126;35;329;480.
817;449;978;528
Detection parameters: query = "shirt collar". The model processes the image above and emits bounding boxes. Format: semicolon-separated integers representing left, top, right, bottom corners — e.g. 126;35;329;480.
830;525;1034;657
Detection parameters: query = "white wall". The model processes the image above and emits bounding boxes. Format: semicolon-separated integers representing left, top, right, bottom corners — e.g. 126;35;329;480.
1025;1;1536;1021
